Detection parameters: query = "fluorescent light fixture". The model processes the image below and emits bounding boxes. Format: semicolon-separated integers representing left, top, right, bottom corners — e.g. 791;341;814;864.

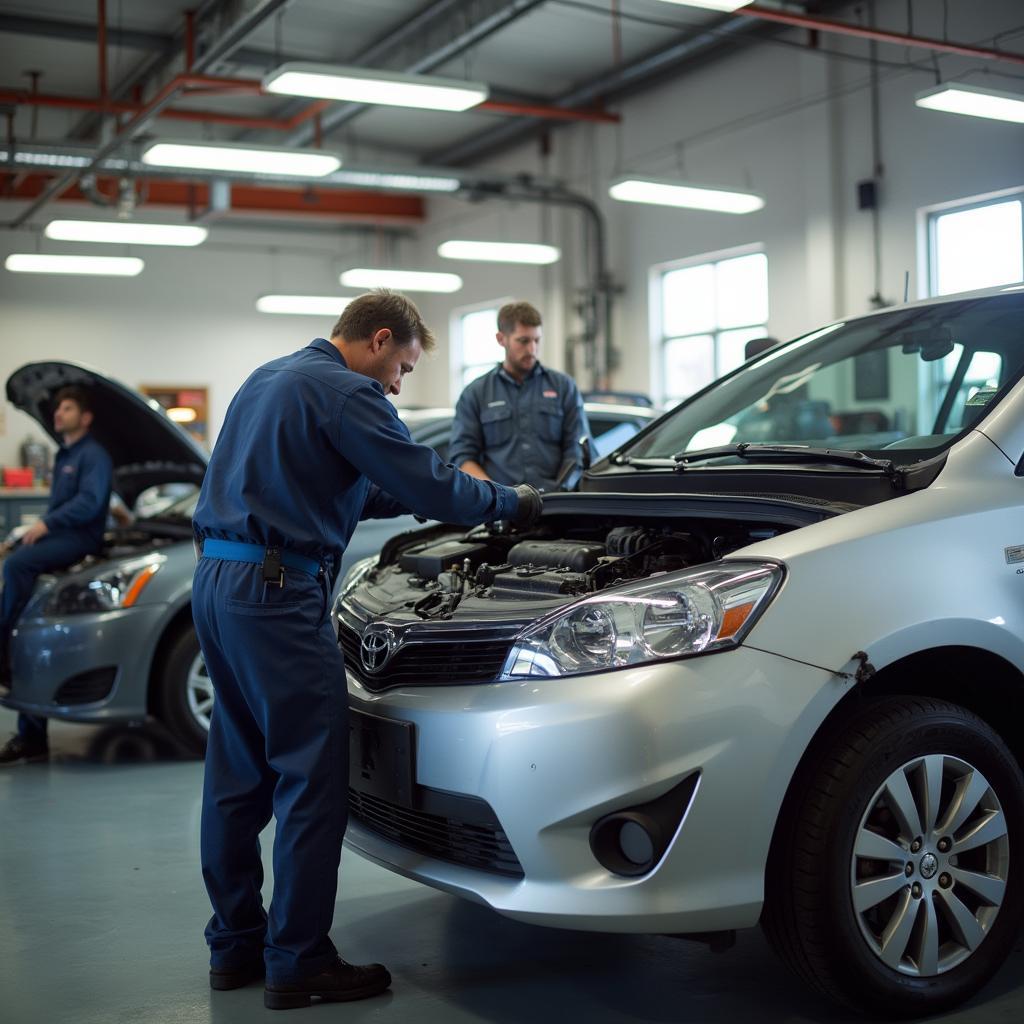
340;268;463;293
142;141;341;177
334;169;460;192
5;254;144;276
915;83;1024;125
264;62;488;112
45;220;208;247
651;0;753;10
438;240;561;264
167;407;198;423
609;176;764;214
257;295;354;316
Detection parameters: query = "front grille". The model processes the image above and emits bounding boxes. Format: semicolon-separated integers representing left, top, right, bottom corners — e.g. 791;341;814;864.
339;623;513;691
54;667;117;705
348;787;524;877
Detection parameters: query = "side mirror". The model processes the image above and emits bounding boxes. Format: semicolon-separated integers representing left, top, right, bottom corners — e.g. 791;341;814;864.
579;435;592;471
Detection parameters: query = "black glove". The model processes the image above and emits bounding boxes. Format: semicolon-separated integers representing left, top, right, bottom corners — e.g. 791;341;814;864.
510;483;543;528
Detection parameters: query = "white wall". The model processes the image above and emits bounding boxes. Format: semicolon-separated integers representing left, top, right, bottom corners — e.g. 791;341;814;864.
1;0;1022;463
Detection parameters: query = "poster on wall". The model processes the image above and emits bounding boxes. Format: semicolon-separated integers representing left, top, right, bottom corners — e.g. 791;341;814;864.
141;385;209;448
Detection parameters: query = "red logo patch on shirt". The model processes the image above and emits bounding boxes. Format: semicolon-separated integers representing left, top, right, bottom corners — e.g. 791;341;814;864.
542;389;557;398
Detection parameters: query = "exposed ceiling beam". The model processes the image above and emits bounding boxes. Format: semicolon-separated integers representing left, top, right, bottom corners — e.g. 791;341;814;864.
425;12;760;166
283;0;548;148
8;0;292;228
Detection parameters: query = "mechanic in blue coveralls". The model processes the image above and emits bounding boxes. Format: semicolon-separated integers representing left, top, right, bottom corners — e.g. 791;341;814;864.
0;385;112;765
449;300;591;492
191;290;542;1010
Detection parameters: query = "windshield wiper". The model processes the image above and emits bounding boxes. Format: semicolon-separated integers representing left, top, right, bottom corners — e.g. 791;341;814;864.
673;443;904;484
610;453;677;467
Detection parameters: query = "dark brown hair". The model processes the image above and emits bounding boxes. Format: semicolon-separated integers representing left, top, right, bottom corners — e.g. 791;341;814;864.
331;289;435;352
54;385;93;415
497;301;542;336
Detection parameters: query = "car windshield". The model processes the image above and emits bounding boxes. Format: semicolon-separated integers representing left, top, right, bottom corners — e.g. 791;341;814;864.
627;291;1024;463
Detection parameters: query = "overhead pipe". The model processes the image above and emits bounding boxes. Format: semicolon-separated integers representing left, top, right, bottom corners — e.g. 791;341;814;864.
8;0;292;229
741;4;1024;67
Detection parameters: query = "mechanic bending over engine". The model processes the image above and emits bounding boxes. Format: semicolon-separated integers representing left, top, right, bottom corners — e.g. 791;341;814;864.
449;301;591;492
191;289;542;1010
0;385;113;766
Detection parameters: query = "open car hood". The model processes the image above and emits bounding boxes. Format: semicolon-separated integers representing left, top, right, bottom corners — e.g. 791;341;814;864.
6;360;207;506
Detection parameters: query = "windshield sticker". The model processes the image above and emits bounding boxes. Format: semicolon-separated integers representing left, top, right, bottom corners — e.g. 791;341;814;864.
967;386;999;408
1005;545;1024;565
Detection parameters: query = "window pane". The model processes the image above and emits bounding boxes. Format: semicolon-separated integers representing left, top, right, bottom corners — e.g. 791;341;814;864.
663;265;715;337
664;334;714;405
461;308;498;365
934;200;1023;295
461;362;492;389
716;253;768;328
718;326;768;377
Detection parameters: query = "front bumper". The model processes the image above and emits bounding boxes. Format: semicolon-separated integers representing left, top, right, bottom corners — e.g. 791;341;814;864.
345;646;838;934
0;605;168;722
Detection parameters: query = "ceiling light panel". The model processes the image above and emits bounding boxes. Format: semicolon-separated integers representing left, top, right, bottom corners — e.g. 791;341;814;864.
340;269;463;293
651;0;753;10
915;84;1024;124
609;176;764;214
257;295;354;316
45;220;208;246
142;141;341;177
438;241;561;264
265;63;488;112
5;254;144;276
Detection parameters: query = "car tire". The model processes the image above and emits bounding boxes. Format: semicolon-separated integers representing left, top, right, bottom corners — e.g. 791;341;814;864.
155;623;211;756
763;695;1024;1018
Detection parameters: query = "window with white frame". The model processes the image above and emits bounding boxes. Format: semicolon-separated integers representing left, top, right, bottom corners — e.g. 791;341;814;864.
656;249;769;407
927;192;1023;297
452;303;501;394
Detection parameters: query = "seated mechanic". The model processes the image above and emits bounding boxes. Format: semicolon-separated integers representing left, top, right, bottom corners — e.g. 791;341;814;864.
0;385;113;764
449;301;591;492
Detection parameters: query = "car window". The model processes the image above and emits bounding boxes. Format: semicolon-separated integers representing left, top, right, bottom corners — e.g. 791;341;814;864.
627;293;1024;463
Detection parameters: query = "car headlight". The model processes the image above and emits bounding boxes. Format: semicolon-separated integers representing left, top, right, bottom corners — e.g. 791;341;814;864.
44;555;165;616
501;560;783;679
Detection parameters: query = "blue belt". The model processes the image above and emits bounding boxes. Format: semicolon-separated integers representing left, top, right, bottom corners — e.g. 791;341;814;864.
201;539;321;580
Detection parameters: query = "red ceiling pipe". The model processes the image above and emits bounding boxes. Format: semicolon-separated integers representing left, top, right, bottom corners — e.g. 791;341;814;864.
742;4;1024;67
97;0;108;102
477;99;620;123
0;171;425;222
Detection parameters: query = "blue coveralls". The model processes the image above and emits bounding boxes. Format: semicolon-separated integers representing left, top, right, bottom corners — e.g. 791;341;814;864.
192;338;518;983
449;361;591;492
1;434;112;741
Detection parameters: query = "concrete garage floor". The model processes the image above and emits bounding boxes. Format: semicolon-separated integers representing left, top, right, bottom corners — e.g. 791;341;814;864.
1;708;1022;1024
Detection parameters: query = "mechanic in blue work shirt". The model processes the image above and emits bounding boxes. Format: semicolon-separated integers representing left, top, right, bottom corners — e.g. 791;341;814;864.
191;290;542;1009
449;300;591;492
0;385;113;765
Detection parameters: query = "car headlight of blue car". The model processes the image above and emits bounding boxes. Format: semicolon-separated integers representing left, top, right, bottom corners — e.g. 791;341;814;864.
44;554;166;616
501;561;783;679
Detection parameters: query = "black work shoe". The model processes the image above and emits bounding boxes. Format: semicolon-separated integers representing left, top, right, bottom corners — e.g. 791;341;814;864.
0;734;49;765
210;960;266;991
264;957;391;1010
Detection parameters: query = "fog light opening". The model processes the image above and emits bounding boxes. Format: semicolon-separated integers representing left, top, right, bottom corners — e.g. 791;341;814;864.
619;820;655;867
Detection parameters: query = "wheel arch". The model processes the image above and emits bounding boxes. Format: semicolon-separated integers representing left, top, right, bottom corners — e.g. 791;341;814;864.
145;600;194;717
764;644;1024;902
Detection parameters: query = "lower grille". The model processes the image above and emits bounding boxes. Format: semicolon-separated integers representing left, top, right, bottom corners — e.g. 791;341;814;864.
348;786;524;877
54;667;117;705
339;623;513;691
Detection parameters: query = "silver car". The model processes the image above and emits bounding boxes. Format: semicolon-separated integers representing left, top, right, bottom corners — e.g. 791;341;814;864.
337;286;1024;1017
0;364;653;753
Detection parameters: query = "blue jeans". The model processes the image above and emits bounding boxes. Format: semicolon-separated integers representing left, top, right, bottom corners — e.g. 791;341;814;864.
2;533;96;742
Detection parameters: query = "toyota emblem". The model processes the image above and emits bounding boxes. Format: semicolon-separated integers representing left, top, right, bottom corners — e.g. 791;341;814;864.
360;623;396;674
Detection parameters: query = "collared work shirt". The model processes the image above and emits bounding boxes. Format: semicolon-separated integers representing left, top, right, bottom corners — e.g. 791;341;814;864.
193;339;517;572
43;434;113;550
449;362;591;492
